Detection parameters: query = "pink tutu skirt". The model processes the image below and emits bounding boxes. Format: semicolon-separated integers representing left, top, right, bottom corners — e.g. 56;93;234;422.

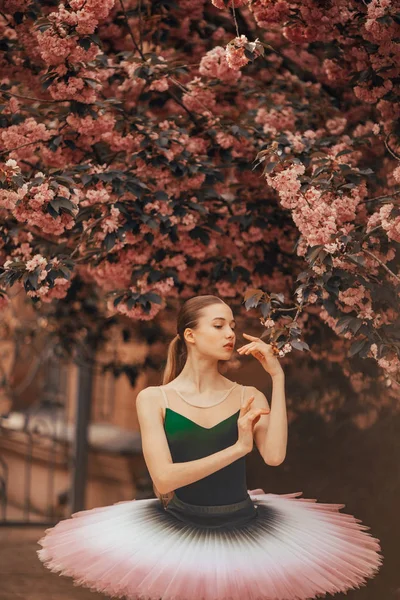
37;488;383;600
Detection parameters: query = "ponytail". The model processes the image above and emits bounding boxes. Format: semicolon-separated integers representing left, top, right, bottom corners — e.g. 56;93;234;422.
162;334;187;385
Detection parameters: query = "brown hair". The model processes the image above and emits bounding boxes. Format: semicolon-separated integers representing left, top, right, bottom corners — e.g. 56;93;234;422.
162;295;228;385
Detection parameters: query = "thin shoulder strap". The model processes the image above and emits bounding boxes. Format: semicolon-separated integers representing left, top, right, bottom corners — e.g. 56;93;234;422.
241;384;245;404
159;386;169;408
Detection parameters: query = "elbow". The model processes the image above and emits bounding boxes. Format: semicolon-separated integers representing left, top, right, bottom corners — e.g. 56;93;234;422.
156;481;172;495
265;455;285;467
154;471;173;495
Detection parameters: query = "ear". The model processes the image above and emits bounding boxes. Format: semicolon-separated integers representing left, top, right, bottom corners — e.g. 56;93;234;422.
183;328;194;344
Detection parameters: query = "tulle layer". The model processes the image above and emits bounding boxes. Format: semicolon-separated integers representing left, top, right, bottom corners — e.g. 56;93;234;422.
37;488;383;600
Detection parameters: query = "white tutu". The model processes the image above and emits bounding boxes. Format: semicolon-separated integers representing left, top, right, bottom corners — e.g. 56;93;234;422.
37;488;383;600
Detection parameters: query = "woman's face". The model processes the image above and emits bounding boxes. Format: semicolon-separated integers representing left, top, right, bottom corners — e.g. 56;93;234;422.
185;303;236;359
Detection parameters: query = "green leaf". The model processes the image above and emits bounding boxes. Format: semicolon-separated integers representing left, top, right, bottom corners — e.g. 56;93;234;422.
347;254;365;266
104;232;116;251
260;301;271;318
336;315;354;333
349;338;369;357
307;245;324;263
78;38;91;51
49;196;76;216
144;292;162;304
291;339;310;352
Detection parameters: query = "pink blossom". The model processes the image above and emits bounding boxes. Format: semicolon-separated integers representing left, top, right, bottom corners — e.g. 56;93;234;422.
36;29;99;67
199;46;241;83
379;203;400;242
377;354;400;374
338;285;368;309
0;0;398;389
226;36;250;70
252;0;291;27
2;0;31;11
212;0;248;8
26;254;48;272
264;318;275;327
101;206;121;234
214;280;238;297
48;75;99;103
354;80;393;104
39;278;72;303
149;77;169;92
322;59;350;86
393;166;400;183
215;131;236;148
182;78;216;113
255;106;296;134
185;137;209;155
326;117;347;136
1;118;52;161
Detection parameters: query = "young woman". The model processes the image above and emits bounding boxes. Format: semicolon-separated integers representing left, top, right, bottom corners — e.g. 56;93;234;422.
37;295;383;600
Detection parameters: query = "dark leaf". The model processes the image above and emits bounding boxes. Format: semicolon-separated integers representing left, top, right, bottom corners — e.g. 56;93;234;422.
349;338;369;357
291;339;310;352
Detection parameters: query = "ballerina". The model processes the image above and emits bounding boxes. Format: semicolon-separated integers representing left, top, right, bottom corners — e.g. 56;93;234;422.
37;294;383;600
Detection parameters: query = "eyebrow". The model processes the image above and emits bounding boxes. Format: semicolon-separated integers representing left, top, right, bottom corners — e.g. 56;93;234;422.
212;317;236;324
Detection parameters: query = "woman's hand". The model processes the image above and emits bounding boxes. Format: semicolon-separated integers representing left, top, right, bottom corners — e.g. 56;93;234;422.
237;333;284;378
236;394;270;456
153;483;174;509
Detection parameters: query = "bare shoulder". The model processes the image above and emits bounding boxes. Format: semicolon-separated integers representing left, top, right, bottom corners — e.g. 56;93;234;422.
245;385;270;408
136;385;163;400
245;384;266;396
136;386;163;416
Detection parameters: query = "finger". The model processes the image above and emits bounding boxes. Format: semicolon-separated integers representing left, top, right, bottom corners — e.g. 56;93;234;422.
244;348;255;355
240;343;259;355
247;408;270;420
243;395;255;410
240;395;254;413
245;411;260;423
237;344;251;352
243;333;259;341
239;342;258;350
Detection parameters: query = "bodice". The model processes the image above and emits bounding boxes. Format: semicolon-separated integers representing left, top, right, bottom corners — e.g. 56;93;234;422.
162;384;249;506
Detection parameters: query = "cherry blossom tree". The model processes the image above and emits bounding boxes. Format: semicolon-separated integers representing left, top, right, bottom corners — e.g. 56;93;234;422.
0;0;398;422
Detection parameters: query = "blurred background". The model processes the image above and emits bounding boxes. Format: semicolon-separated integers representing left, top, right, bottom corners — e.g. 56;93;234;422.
0;284;398;600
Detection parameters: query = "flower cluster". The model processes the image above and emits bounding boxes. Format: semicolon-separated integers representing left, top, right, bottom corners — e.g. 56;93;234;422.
0;0;398;404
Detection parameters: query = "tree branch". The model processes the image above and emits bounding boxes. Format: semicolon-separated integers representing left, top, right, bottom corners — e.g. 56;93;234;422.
362;248;400;283
118;0;146;61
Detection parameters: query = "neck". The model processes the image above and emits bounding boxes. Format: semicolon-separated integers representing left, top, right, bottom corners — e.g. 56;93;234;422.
174;355;226;393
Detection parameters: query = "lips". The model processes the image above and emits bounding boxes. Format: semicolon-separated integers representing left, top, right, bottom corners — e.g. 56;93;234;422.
224;344;234;349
